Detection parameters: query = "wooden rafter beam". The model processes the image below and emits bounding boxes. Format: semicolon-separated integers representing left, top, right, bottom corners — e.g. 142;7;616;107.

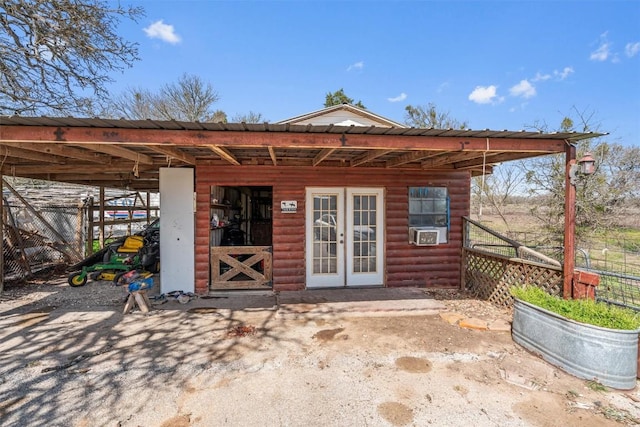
0;125;569;153
0;164;156;175
469;165;494;175
452;151;544;169
17;173;157;181
69;143;154;164
0;144;67;164
351;149;393;167
421;151;479;168
205;145;240;165
2;142;112;164
267;146;277;166
146;145;196;165
386;150;440;168
312;148;336;166
14;177;159;190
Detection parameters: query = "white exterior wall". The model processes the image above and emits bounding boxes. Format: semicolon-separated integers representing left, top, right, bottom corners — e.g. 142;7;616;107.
291;110;392;127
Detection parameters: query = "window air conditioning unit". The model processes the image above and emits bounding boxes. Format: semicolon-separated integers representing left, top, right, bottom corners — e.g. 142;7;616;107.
409;227;440;246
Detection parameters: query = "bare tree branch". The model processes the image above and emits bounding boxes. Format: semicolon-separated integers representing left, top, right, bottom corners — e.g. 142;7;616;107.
0;0;143;115
105;73;223;122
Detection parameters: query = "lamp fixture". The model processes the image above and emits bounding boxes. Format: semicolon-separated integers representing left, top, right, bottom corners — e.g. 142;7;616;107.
569;152;596;185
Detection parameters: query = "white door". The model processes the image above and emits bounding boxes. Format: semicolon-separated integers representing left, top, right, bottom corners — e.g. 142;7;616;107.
306;187;384;288
159;168;195;293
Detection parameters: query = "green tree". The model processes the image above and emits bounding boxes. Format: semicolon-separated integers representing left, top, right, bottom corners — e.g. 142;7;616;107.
522;107;640;238
324;88;366;109
0;0;143;115
107;74;222;122
404;103;468;129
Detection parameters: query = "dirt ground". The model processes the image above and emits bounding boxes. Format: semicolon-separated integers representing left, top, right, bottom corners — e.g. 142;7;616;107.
1;276;640;427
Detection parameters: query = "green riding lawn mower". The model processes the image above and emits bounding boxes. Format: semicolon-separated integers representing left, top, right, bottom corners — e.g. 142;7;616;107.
67;220;160;287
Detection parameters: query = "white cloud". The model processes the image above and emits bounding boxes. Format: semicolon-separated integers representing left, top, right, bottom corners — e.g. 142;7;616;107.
532;67;573;83
436;81;450;93
532;72;551;82
468;85;501;104
510;80;536;99
590;32;611;61
347;61;364;72
554;67;574;80
625;42;640;57
387;93;407;103
590;43;610;61
144;20;181;44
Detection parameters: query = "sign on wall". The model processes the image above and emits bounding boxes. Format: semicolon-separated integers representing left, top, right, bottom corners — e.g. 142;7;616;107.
281;200;297;213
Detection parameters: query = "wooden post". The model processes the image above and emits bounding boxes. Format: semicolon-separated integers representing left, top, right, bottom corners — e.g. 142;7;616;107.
0;176;3;295
99;186;105;248
146;192;151;226
87;196;94;256
563;144;577;299
75;200;84;257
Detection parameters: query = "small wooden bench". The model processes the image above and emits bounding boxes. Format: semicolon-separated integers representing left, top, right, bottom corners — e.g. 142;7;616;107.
122;275;154;314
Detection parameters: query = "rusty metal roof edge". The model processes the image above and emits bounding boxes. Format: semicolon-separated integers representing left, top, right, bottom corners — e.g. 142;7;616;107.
0;115;604;141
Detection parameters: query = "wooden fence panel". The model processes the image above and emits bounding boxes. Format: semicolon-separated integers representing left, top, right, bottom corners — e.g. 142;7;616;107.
210;246;272;290
464;248;563;307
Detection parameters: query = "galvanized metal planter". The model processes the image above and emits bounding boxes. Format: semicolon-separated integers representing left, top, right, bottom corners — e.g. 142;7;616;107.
512;298;639;390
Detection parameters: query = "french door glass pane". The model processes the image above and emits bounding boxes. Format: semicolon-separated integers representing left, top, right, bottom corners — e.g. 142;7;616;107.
352;194;377;273
312;194;337;274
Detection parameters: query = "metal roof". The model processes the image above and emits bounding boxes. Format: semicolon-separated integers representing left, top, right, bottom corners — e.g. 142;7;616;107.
0;115;603;191
0;115;601;141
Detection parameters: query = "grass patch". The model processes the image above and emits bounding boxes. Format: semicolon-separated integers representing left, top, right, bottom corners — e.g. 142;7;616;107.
586;380;607;392
511;286;640;330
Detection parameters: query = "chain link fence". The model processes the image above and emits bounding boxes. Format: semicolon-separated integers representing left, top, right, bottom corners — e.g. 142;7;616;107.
505;230;640;311
3;200;83;282
2;180;159;285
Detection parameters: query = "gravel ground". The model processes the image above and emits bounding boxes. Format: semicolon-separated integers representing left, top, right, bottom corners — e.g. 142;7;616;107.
1;275;640;427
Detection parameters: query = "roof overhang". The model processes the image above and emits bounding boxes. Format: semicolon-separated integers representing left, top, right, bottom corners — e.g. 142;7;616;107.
0;116;601;191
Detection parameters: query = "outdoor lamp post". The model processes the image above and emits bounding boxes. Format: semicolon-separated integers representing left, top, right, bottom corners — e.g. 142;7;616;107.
563;147;596;298
569;152;596;185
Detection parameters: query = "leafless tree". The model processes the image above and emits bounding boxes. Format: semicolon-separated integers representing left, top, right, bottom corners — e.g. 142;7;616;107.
107;74;222;122
231;111;266;124
0;0;143;115
472;163;527;231
404;103;468;129
153;74;220;121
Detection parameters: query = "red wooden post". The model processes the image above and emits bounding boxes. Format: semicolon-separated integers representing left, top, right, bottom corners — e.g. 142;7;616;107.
572;271;600;299
563;144;576;299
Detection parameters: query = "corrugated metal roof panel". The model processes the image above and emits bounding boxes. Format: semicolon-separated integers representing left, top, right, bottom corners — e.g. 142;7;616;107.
0;115;603;141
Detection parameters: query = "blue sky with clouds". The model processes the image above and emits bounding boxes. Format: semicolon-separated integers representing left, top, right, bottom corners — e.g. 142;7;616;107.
111;1;640;146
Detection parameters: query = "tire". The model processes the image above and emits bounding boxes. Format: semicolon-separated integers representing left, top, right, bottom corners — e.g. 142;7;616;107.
68;272;87;287
148;260;160;274
113;270;129;286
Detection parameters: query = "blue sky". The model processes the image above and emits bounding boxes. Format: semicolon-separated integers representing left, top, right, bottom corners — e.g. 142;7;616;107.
110;1;640;146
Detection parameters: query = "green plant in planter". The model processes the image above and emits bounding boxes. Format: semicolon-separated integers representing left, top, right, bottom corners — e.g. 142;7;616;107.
511;286;640;331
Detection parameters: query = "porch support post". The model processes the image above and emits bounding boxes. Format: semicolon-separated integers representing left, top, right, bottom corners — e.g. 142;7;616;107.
563;143;576;299
99;186;105;248
0;175;3;294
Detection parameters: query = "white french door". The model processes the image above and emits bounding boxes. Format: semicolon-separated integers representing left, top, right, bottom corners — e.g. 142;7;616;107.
306;187;384;288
